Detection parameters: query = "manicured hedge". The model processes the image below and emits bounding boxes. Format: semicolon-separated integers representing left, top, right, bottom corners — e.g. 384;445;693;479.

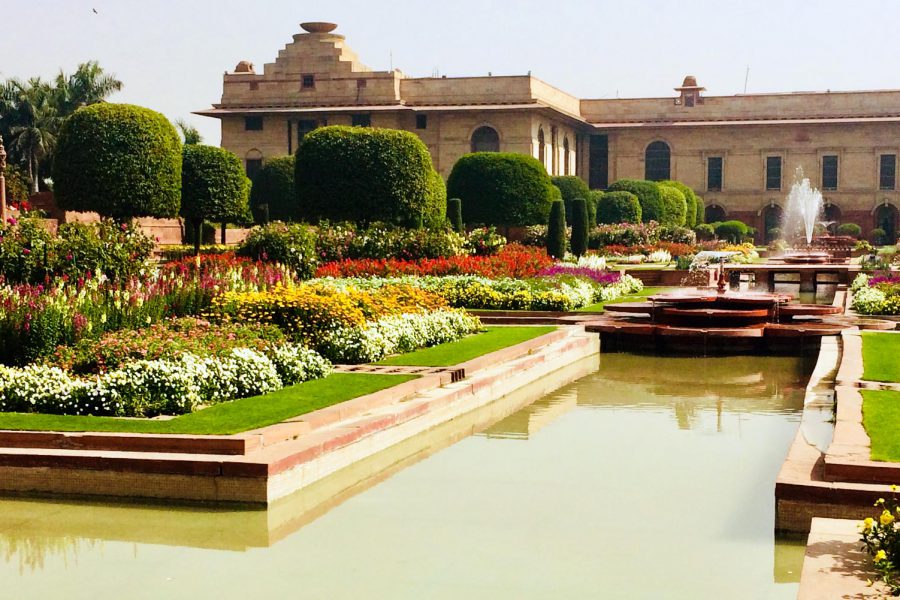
551;175;591;220
836;223;862;238
658;184;687;227
447;152;560;226
570;198;589;257
181;145;251;252
295;126;446;227
607;179;664;225
53;103;182;221
447;198;464;233
714;220;750;243
660;180;698;228
695;195;705;225
597;191;642;224
250;156;296;223
546;199;567;259
587;190;603;225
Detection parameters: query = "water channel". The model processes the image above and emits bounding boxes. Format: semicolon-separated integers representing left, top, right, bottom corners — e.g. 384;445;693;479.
0;351;816;599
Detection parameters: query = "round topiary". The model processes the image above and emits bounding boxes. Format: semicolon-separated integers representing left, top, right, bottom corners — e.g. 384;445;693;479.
657;184;687;227
836;222;862;239
660;180;698;228
546;199;567;259
181;145;251;254
250;155;296;223
695;196;705;225
447;152;560;227
587;190;603;225
871;228;888;245
607;179;664;224
53;103;182;221
551;175;590;219
447;198;464;233
714;220;750;244
295;126;445;227
570;198;589;257
597;191;642;224
694;223;715;241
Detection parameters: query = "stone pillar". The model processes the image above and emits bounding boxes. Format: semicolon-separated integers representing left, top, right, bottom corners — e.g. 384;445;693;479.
799;269;816;293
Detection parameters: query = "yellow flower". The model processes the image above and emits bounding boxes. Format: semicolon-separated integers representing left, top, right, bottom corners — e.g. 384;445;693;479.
892;485;898;492
881;510;895;526
875;550;888;563
863;517;875;532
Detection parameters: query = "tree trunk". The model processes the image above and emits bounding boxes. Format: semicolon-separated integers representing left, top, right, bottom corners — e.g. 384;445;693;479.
31;155;39;194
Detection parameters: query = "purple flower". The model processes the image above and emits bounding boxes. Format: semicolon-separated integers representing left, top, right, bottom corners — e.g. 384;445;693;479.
537;265;621;285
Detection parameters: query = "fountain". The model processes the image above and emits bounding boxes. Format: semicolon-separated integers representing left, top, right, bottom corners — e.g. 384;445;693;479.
780;168;830;264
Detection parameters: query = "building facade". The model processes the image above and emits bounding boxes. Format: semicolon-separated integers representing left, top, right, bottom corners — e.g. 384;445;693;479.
198;22;900;242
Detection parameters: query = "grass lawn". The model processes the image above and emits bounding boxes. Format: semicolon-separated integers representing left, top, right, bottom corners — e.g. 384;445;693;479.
861;332;900;382
376;326;556;367
862;390;900;461
575;286;671;312
0;373;414;435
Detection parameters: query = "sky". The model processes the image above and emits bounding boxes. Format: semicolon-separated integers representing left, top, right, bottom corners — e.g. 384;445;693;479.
4;0;900;145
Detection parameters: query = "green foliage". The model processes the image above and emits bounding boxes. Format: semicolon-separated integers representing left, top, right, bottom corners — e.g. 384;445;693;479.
551;175;590;219
181;144;250;227
4;164;30;203
587;190;602;225
660;180;698;228
447;152;560;227
837;222;862;238
546;199;567;259
53;103;182;221
607;179;664;224
237;221;318;279
589;222;660;249
0;213;55;283
312;222;468;262
714;220;750;243
447;198;464;233
871;228;888;245
598;190;642;224
250;156;296;223
295;126;445;227
657;184;687;227
658;225;696;245
694;223;715;241
175;118;202;145
54;219;154;281
695;196;705;225
570;198;589;257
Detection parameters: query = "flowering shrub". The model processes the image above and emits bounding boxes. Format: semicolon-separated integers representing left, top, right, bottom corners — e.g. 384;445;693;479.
851;273;900;315
521;225;548;247
646;250;672;264
237;221;318;279
313;244;553;279
465;227;507;256
859;490;900;594
657;225;697;245
720;243;760;264
589;221;660;249
269;344;333;385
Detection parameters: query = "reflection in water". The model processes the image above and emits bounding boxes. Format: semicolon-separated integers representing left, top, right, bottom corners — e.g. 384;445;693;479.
0;353;813;599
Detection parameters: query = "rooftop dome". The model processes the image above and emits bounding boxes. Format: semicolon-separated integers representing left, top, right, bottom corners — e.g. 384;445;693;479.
234;60;255;73
682;75;699;88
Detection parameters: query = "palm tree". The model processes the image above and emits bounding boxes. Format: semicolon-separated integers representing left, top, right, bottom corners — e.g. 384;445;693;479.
175;118;203;145
54;61;123;115
3;78;59;192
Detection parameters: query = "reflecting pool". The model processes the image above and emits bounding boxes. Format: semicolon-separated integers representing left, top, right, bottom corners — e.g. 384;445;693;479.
0;353;814;599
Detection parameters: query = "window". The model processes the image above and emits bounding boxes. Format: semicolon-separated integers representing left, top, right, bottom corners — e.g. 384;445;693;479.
301;74;315;89
297;119;316;143
588;135;608;189
707;157;723;191
246;159;263;180
351;114;371;127
822;155;838;190
880;154;896;190
644;141;671;181
416;114;427;130
244;116;263;131
684;93;695;107
765;156;782;191
471;126;500;153
551;126;558;175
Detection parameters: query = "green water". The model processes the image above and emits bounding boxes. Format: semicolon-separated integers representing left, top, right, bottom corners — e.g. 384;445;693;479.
0;353;814;599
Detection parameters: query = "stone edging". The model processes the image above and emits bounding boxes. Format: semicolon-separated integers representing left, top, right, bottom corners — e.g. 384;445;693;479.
797;518;884;599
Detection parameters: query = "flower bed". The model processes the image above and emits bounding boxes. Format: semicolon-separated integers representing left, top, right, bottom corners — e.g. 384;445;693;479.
851;273;900;315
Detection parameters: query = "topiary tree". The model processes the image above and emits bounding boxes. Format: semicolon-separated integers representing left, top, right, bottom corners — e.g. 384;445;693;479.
694;223;715;241
658;184;687;227
250;155;296;223
660;180;698;228
570;198;589;257
447;198;464;233
695;195;705;225
546;199;567;259
551;175;590;219
714;220;750;244
295;125;445;227
587;190;603;225
447;152;560;227
181;145;251;255
597;191;642;224
607;179;664;225
53;103;182;222
836;222;862;238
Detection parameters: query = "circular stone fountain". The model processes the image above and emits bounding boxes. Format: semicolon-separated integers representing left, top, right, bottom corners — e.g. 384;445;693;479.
777;169;834;264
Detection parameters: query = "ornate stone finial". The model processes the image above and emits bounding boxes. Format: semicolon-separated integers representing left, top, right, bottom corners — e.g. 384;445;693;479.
300;22;337;34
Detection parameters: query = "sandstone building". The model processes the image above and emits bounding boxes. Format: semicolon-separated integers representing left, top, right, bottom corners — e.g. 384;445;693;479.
197;22;900;242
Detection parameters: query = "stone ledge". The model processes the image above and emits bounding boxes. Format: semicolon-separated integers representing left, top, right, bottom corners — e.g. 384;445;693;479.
798;518;884;600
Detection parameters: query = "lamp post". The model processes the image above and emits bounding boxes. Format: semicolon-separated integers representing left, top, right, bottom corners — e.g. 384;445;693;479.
0;135;7;225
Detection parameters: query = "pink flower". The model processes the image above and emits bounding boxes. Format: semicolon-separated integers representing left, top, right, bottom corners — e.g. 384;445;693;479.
22;248;30;255
7;217;17;226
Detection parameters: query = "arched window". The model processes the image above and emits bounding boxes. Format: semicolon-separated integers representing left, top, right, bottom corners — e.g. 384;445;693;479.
823;203;841;234
762;204;783;243
875;203;899;244
563;137;570;175
471;126;500;153
645;141;671;181
705;204;726;223
538;127;545;167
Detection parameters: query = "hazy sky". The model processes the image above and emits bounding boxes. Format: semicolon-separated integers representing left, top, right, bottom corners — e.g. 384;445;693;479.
4;0;900;145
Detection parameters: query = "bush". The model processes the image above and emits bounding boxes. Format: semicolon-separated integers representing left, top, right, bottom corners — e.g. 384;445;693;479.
447;198;464;233
587;190;603;225
837;222;862;238
607;179;666;225
871;228;888;245
53;103;182;221
657;184;687;227
598;190;642;224
660;180;699;228
714;220;750;244
55;219;154;281
313;223;468;262
570;198;589;257
250;156;296;223
466;227;506;256
181;145;251;253
447;152;559;227
4;164;30;204
295;126;445;227
589;222;660;249
767;227;783;240
551;176;591;219
657;225;696;246
546;200;567;259
695;196;705;225
0;214;55;283
694;223;715;241
237;222;318;279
